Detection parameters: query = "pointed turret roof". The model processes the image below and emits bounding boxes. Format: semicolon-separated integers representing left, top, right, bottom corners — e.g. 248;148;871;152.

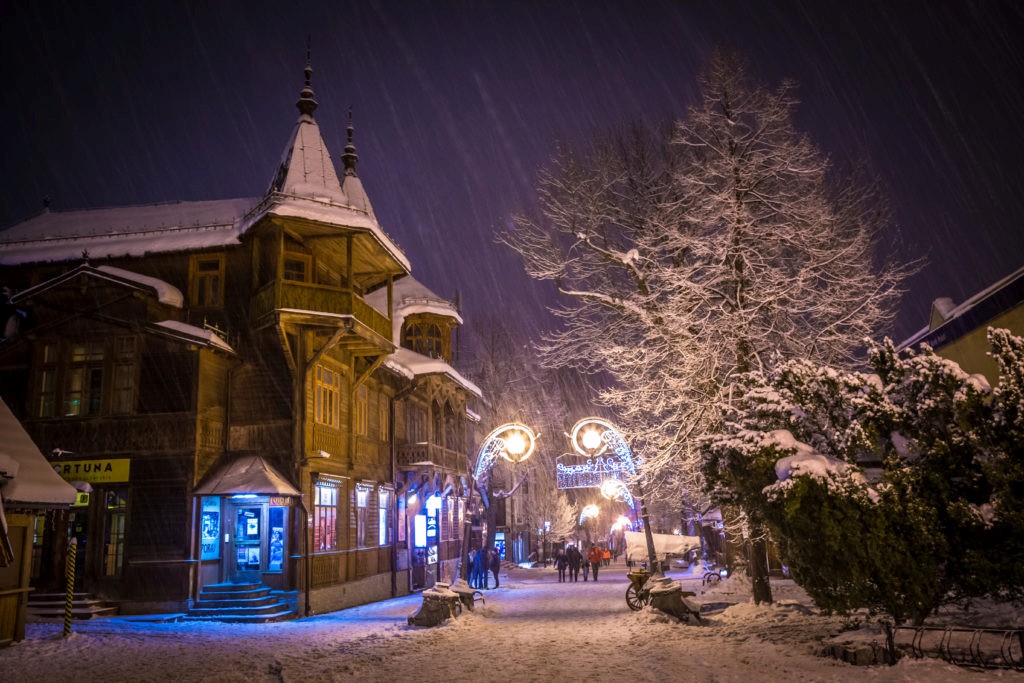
256;49;409;278
266;48;347;204
339;109;377;220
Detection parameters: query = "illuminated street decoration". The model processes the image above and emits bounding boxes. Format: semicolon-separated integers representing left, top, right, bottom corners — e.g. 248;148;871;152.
557;417;637;490
474;422;537;482
579;503;600;525
600;478;635;507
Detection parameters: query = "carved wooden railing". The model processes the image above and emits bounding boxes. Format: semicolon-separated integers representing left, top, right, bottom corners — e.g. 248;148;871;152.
250;281;392;341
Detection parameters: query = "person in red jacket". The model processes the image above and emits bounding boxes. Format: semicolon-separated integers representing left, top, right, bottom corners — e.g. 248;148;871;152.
587;544;604;581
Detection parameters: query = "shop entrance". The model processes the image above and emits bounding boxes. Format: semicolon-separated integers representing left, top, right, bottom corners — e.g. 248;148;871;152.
225;498;289;584
229;503;264;583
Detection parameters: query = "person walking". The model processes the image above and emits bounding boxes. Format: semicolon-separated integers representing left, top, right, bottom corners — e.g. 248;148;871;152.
566;544;582;582
555;551;568;582
490;546;501;589
588;544;603;581
471;547;486;589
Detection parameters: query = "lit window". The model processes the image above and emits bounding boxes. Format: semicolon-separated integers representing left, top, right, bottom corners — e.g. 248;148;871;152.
356;484;370;547
378;488;391;546
65;341;104;416
315;365;341;427
314;481;339;551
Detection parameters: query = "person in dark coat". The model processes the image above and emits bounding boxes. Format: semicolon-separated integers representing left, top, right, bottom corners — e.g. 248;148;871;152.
471;547;486;589
566;545;582;582
554;551;568;582
490;546;501;589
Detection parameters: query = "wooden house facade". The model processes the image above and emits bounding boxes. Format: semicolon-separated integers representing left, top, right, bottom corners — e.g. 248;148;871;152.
0;61;479;617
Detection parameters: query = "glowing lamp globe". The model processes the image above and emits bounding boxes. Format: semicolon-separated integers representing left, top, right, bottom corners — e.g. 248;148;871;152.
581;428;603;452
487;423;536;464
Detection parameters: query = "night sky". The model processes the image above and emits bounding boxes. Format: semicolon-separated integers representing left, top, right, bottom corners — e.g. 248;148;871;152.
2;0;1022;349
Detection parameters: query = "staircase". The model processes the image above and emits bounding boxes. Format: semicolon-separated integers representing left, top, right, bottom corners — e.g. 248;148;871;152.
27;592;119;620
185;582;297;623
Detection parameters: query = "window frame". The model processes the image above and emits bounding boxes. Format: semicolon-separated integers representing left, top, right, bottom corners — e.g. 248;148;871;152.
314;364;341;428
313;479;340;552
189;253;225;308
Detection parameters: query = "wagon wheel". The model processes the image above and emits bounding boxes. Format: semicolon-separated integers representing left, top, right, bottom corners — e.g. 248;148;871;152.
625;584;648;611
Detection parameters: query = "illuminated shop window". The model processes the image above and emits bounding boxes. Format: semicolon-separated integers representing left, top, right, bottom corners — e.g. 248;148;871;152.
314;481;339;551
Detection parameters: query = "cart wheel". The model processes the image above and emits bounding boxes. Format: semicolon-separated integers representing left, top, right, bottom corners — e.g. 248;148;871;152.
625;584;647;611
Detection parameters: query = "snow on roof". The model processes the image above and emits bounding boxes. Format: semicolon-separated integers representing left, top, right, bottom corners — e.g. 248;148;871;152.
0;398;77;508
384;346;481;397
97;265;183;307
264;196;410;273
152;320;236;353
0;198;257;266
193;455;300;496
899;263;1024;350
366;275;462;342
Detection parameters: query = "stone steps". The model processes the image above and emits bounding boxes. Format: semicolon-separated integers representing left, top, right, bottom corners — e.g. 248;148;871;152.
27;592;119;620
184;582;296;624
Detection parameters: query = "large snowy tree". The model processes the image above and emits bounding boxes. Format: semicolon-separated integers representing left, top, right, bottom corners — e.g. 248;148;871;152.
500;51;917;602
703;329;1024;623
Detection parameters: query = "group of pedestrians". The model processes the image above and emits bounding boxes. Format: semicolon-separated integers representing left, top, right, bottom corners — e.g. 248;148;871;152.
469;546;502;589
554;543;609;582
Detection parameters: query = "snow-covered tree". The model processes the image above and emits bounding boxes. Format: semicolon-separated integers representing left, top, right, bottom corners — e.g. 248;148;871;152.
703;329;1024;623
500;50;918;602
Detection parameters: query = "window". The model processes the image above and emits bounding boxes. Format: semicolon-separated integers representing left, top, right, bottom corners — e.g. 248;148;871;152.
111;336;136;415
65;340;104;416
190;254;225;307
356;484;370;547
378;487;391;546
34;342;58;417
283;253;310;282
431;401;443;446
402;320;447;358
314;480;339;551
378;395;389;441
103;489;128;577
355;386;368;436
314;365;341;427
406;404;426;442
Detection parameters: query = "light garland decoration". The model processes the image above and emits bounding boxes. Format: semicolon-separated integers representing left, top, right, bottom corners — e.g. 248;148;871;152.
556;417;639;490
579;503;600;525
600;478;635;507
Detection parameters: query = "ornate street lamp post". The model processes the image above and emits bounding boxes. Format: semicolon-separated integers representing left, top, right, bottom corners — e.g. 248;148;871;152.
569;417;661;575
460;423;537;581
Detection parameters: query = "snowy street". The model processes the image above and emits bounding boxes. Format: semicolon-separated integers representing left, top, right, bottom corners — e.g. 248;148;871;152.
3;561;1019;682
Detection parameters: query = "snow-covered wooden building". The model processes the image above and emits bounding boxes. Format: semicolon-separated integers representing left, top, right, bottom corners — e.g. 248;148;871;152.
0;59;480;619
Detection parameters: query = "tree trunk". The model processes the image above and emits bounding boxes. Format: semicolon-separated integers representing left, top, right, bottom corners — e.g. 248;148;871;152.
748;536;773;605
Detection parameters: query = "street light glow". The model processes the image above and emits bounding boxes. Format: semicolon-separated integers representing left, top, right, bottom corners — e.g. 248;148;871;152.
505;431;527;457
581;428;602;451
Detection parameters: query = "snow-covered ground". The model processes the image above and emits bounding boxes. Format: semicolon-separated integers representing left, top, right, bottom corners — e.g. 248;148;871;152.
2;562;1022;682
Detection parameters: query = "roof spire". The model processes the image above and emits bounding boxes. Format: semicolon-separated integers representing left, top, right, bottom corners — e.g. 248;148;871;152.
296;36;318;117
342;106;359;176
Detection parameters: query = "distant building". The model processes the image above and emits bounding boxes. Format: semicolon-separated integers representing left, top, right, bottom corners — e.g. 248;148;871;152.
0;58;480;618
898;265;1024;384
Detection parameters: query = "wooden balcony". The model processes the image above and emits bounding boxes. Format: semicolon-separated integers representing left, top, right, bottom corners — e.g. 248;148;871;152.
250;281;392;342
397;442;468;473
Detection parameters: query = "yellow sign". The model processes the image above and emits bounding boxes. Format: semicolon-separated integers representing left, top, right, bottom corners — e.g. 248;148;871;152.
52;458;131;484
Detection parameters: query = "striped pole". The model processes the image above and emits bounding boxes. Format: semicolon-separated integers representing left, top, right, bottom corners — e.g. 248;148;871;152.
63;537;77;637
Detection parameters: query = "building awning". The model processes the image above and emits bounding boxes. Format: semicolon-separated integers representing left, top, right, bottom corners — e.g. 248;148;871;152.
193;455;301;497
0;398;77;508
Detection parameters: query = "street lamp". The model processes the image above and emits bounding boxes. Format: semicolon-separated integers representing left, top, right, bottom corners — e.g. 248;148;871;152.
461;422;537;581
569;417;661;575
